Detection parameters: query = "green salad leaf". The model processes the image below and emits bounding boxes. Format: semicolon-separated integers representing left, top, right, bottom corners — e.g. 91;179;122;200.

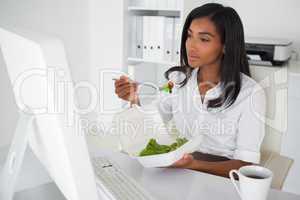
139;138;188;156
161;81;174;93
161;83;171;93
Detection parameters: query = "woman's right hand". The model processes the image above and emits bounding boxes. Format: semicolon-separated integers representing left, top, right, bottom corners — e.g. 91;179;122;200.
114;75;140;105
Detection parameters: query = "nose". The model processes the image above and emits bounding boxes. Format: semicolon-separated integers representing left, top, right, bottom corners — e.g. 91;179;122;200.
186;37;197;52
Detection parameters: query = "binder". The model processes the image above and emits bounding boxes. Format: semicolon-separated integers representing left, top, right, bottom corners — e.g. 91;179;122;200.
152;16;165;61
136;16;143;58
142;16;151;60
163;17;174;62
173;17;181;63
148;16;156;60
129;16;137;58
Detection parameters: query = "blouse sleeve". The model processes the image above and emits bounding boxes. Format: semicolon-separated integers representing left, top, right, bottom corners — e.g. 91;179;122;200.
233;84;266;164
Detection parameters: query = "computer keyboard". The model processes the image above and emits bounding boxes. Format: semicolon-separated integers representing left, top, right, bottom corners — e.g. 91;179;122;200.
92;157;155;200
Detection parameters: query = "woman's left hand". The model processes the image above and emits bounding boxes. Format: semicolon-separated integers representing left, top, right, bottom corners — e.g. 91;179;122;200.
170;153;195;169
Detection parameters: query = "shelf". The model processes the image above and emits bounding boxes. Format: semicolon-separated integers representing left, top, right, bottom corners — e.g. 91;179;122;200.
128;57;178;66
128;6;181;12
128;7;181;17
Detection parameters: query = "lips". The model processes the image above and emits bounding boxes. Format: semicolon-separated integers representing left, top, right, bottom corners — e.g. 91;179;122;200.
188;55;200;61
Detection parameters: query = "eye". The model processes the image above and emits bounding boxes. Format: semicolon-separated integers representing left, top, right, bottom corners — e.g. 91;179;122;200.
200;38;210;42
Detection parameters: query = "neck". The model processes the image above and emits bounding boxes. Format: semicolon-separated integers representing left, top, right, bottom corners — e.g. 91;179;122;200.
197;60;221;84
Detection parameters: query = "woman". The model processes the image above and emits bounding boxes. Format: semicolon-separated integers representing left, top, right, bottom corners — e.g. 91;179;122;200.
114;3;265;178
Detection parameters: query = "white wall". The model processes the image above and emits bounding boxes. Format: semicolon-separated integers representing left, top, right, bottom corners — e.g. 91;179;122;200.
0;0;126;147
183;0;300;59
0;0;90;147
0;0;92;82
214;0;300;59
89;0;127;121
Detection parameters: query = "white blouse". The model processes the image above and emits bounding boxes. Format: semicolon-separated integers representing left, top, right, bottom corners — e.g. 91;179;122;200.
155;68;266;164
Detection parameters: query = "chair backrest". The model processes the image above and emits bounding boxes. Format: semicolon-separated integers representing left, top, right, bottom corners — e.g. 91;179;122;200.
249;65;288;154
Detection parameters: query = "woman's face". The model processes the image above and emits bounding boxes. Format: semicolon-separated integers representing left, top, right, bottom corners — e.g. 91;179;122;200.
186;17;224;69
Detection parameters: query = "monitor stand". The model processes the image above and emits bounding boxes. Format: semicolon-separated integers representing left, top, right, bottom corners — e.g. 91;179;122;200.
0;112;34;200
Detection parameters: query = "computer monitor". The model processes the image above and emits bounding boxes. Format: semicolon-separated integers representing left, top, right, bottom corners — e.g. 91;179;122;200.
0;26;99;200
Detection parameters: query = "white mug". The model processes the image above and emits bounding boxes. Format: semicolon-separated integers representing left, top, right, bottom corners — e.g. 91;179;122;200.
229;165;273;200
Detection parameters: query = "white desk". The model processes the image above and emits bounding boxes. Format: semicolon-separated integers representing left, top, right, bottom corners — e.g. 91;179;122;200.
12;150;300;200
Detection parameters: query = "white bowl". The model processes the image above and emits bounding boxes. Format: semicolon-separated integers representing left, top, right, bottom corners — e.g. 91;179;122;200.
134;136;202;168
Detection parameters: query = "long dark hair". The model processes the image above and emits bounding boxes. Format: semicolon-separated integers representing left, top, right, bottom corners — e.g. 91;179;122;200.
165;3;250;109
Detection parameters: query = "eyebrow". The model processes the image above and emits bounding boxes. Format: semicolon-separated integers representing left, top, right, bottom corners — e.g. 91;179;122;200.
188;29;215;37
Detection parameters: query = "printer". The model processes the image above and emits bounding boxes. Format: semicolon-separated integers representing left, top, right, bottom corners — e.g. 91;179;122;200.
245;37;293;66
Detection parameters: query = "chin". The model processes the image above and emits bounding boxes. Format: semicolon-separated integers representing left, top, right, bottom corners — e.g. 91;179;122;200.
188;62;201;68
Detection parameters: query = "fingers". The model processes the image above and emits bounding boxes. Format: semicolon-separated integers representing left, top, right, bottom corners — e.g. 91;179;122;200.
114;76;137;101
115;78;129;87
168;81;174;89
170;153;194;168
120;75;128;80
115;84;132;95
183;153;193;160
118;93;130;100
114;75;127;86
115;83;137;95
118;88;135;100
114;76;135;88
